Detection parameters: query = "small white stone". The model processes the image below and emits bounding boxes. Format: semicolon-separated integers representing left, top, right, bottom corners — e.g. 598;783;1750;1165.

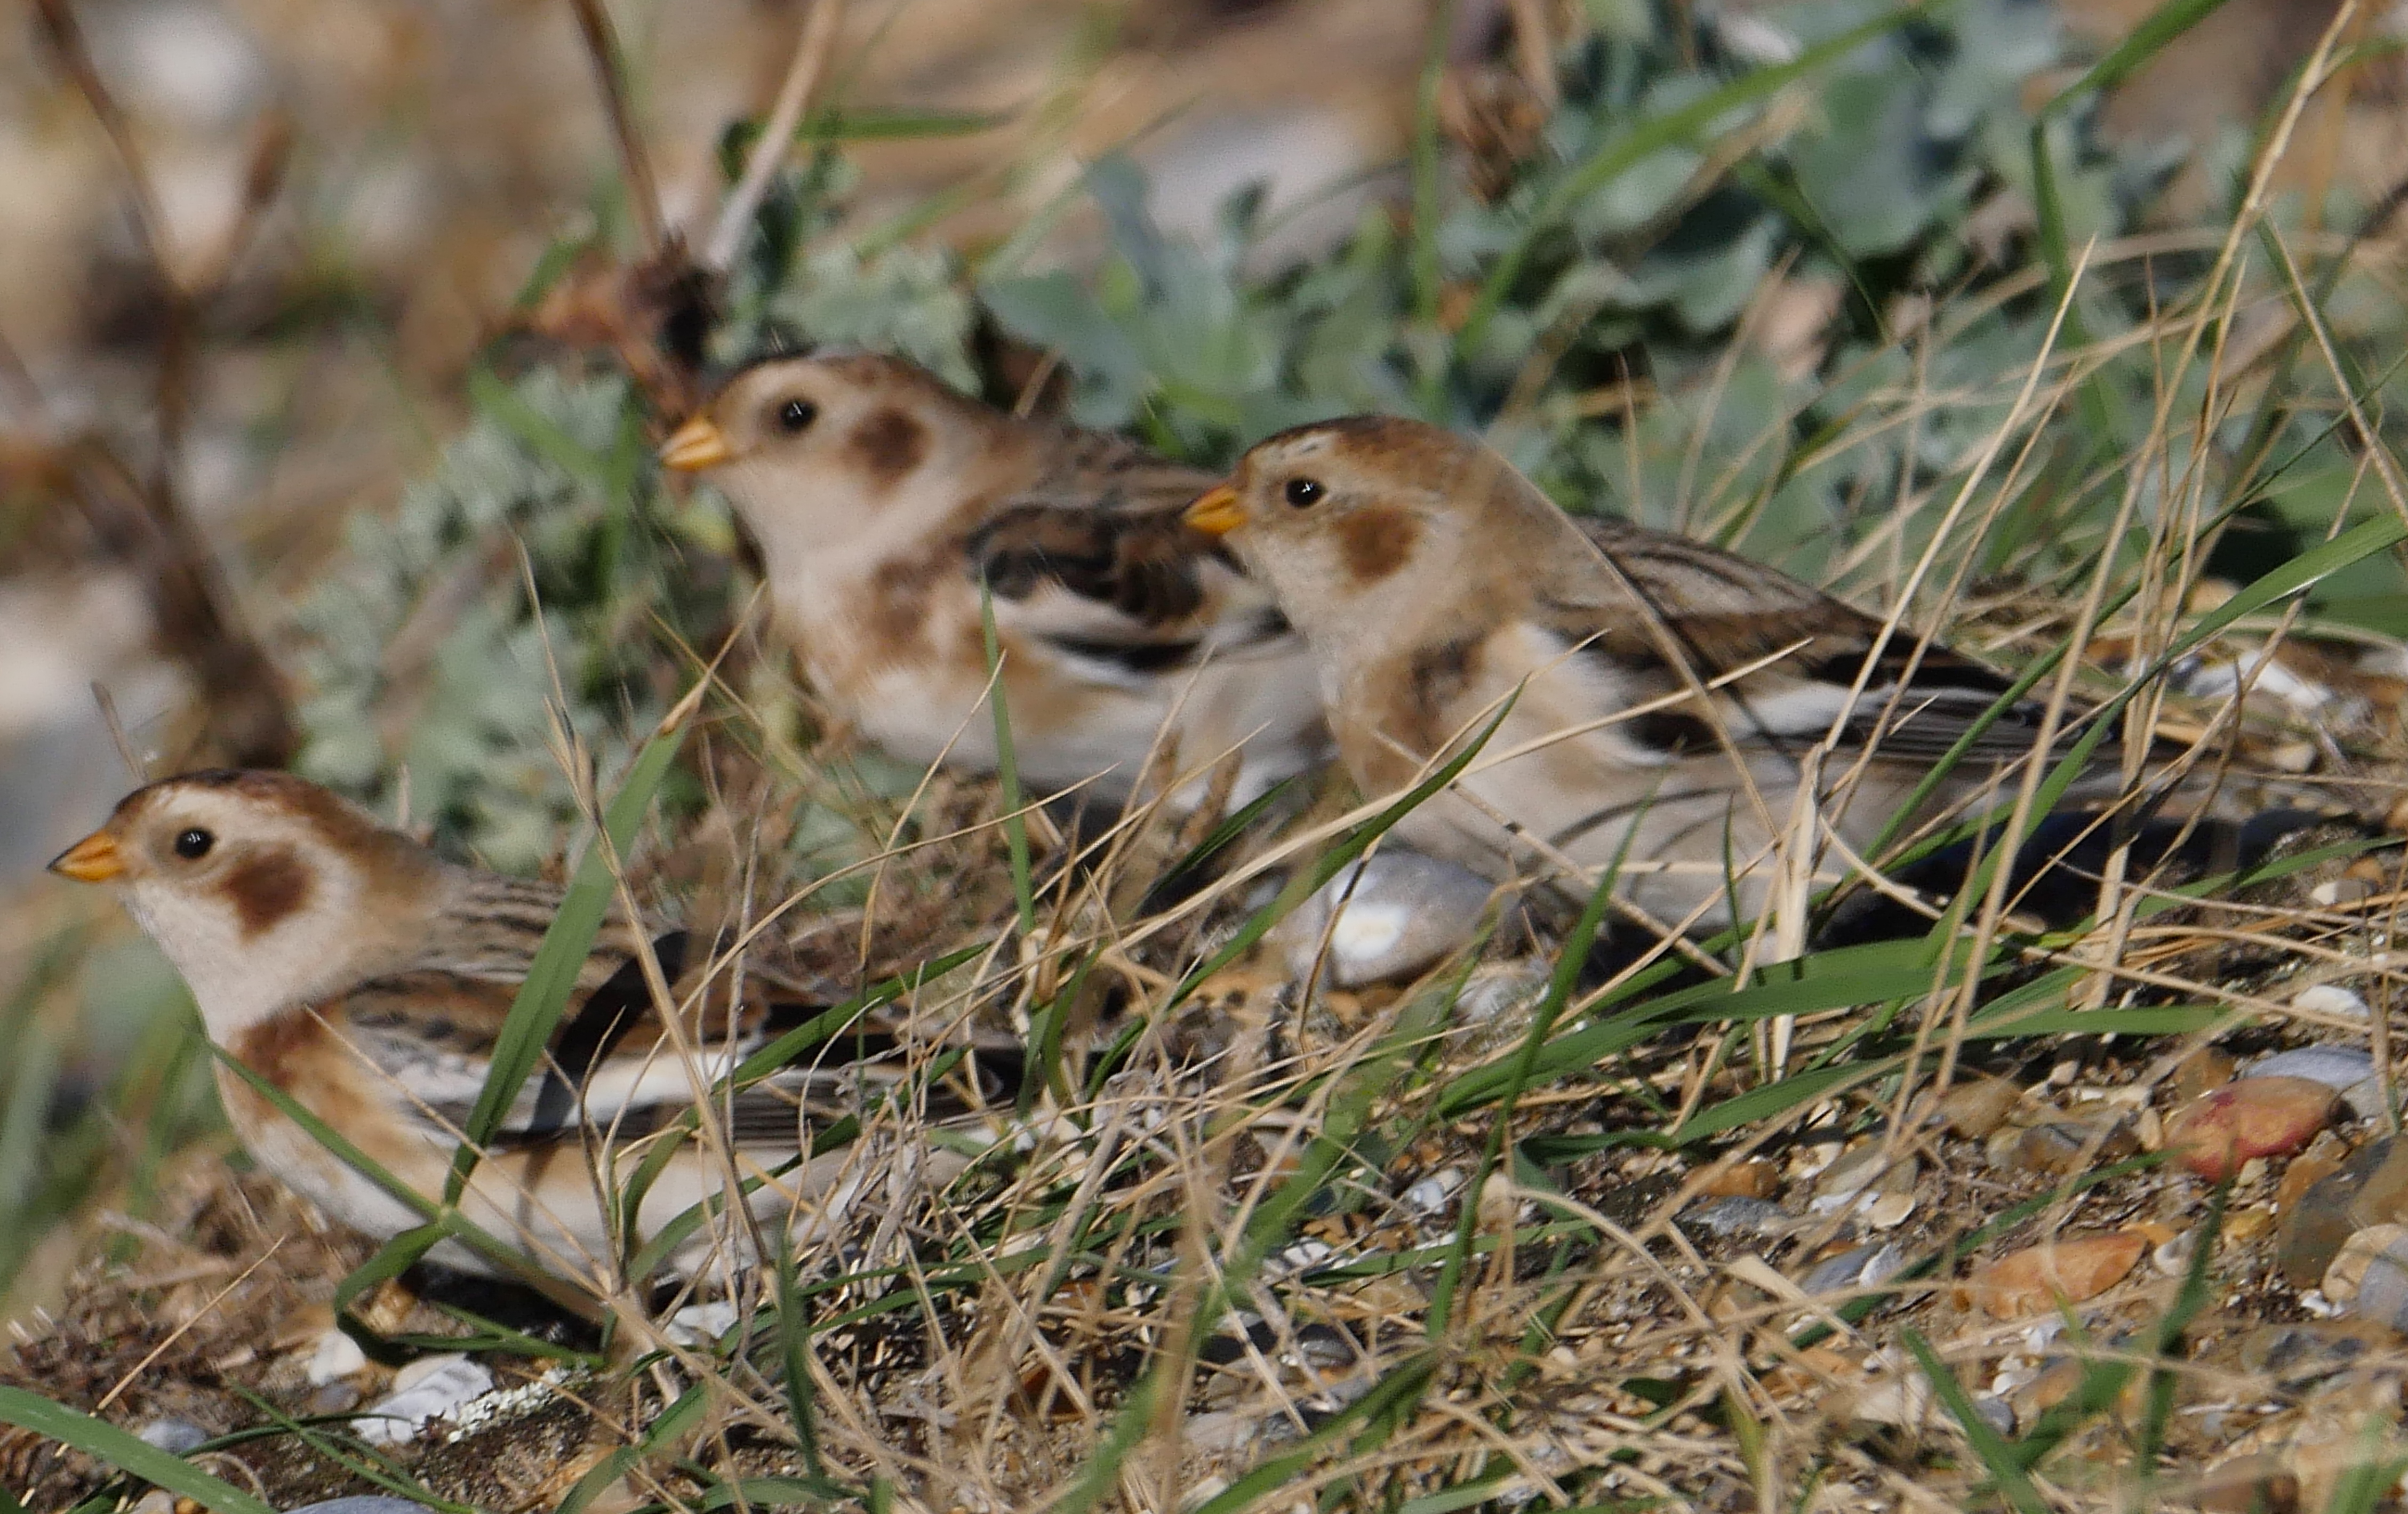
1182;1412;1257;1455
1402;1171;1462;1215
134;1418;207;1456
1271;1239;1337;1276
2292;984;2371;1020
666;1301;741;1348
306;1327;368;1386
1843;1375;1938;1428
1278;853;1505;988
2248;1046;2385;1117
1788;1141;1844;1182
353;1354;492;1447
1865;1191;1917;1230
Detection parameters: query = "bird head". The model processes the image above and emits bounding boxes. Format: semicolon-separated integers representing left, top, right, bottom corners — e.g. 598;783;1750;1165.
50;770;438;1034
657;352;1002;551
1185;416;1535;652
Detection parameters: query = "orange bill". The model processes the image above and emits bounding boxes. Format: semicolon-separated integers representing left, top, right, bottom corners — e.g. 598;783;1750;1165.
50;831;125;883
658;416;733;472
1183;484;1246;537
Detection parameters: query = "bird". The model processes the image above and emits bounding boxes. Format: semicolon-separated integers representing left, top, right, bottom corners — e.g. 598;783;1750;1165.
655;351;1327;813
1182;415;2142;931
48;768;1003;1284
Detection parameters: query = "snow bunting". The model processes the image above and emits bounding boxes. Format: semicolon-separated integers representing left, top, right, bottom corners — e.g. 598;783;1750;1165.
658;352;1327;809
50;769;997;1281
1185;416;2108;928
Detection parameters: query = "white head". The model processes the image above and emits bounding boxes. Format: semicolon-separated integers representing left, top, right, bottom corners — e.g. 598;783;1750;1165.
1182;416;1550;668
50;770;444;1036
656;351;1014;579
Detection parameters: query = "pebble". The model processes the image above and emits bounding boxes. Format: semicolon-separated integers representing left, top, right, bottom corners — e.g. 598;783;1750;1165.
2292;984;2371;1021
2321;1224;2408;1331
134;1417;207;1456
1962;1231;2146;1319
1697;1158;1781;1200
2172;1047;2237;1105
1800;1242;1907;1297
1839;1375;1935;1428
2311;878;2375;907
2020;1356;2085;1413
1865;1191;1916;1230
352;1353;492;1447
2248;1046;2384;1118
1967;1395;2016;1438
2239;1320;2397;1385
1787;1140;1844;1183
2282;1134;2363;1221
665;1300;740;1348
1679;1196;1794;1239
306;1327;368;1386
2223;1205;2274;1243
1401;1170;1462;1215
1991;1119;2136;1177
2179;1454;2300;1514
1937;1076;2021;1140
2279;1136;2408;1286
1278;853;1503;988
1809;1146;1910;1212
2164;1076;2337;1181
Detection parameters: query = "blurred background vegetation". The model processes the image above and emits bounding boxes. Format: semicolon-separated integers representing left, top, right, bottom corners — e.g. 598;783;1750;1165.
5;0;2408;1321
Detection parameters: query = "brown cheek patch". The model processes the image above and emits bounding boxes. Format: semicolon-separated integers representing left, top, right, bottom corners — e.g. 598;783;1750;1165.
1335;507;1418;582
217;846;313;939
849;407;930;483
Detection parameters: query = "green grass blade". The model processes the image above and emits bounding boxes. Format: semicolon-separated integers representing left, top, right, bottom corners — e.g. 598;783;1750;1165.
557;1381;711;1514
1180;1352;1443;1514
981;589;1037;936
2038;0;2236;114
446;719;687;1203
1430;860;1619;1336
1901;1332;2050;1514
0;1388;276;1514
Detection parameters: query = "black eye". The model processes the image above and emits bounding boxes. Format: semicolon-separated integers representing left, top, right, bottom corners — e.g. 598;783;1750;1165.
173;828;214;860
777;398;818;434
1283;477;1325;509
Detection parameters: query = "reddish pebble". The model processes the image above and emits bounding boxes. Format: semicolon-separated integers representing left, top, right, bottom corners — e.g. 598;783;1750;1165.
1698;1158;1781;1199
1938;1075;2021;1140
1964;1231;2147;1319
2166;1076;2338;1182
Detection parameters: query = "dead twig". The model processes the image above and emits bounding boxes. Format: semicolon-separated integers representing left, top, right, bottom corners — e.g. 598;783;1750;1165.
28;0;300;767
705;0;847;275
30;0;173;277
565;0;667;255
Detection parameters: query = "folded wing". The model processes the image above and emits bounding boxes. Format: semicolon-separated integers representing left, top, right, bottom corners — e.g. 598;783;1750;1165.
1544;517;2089;768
